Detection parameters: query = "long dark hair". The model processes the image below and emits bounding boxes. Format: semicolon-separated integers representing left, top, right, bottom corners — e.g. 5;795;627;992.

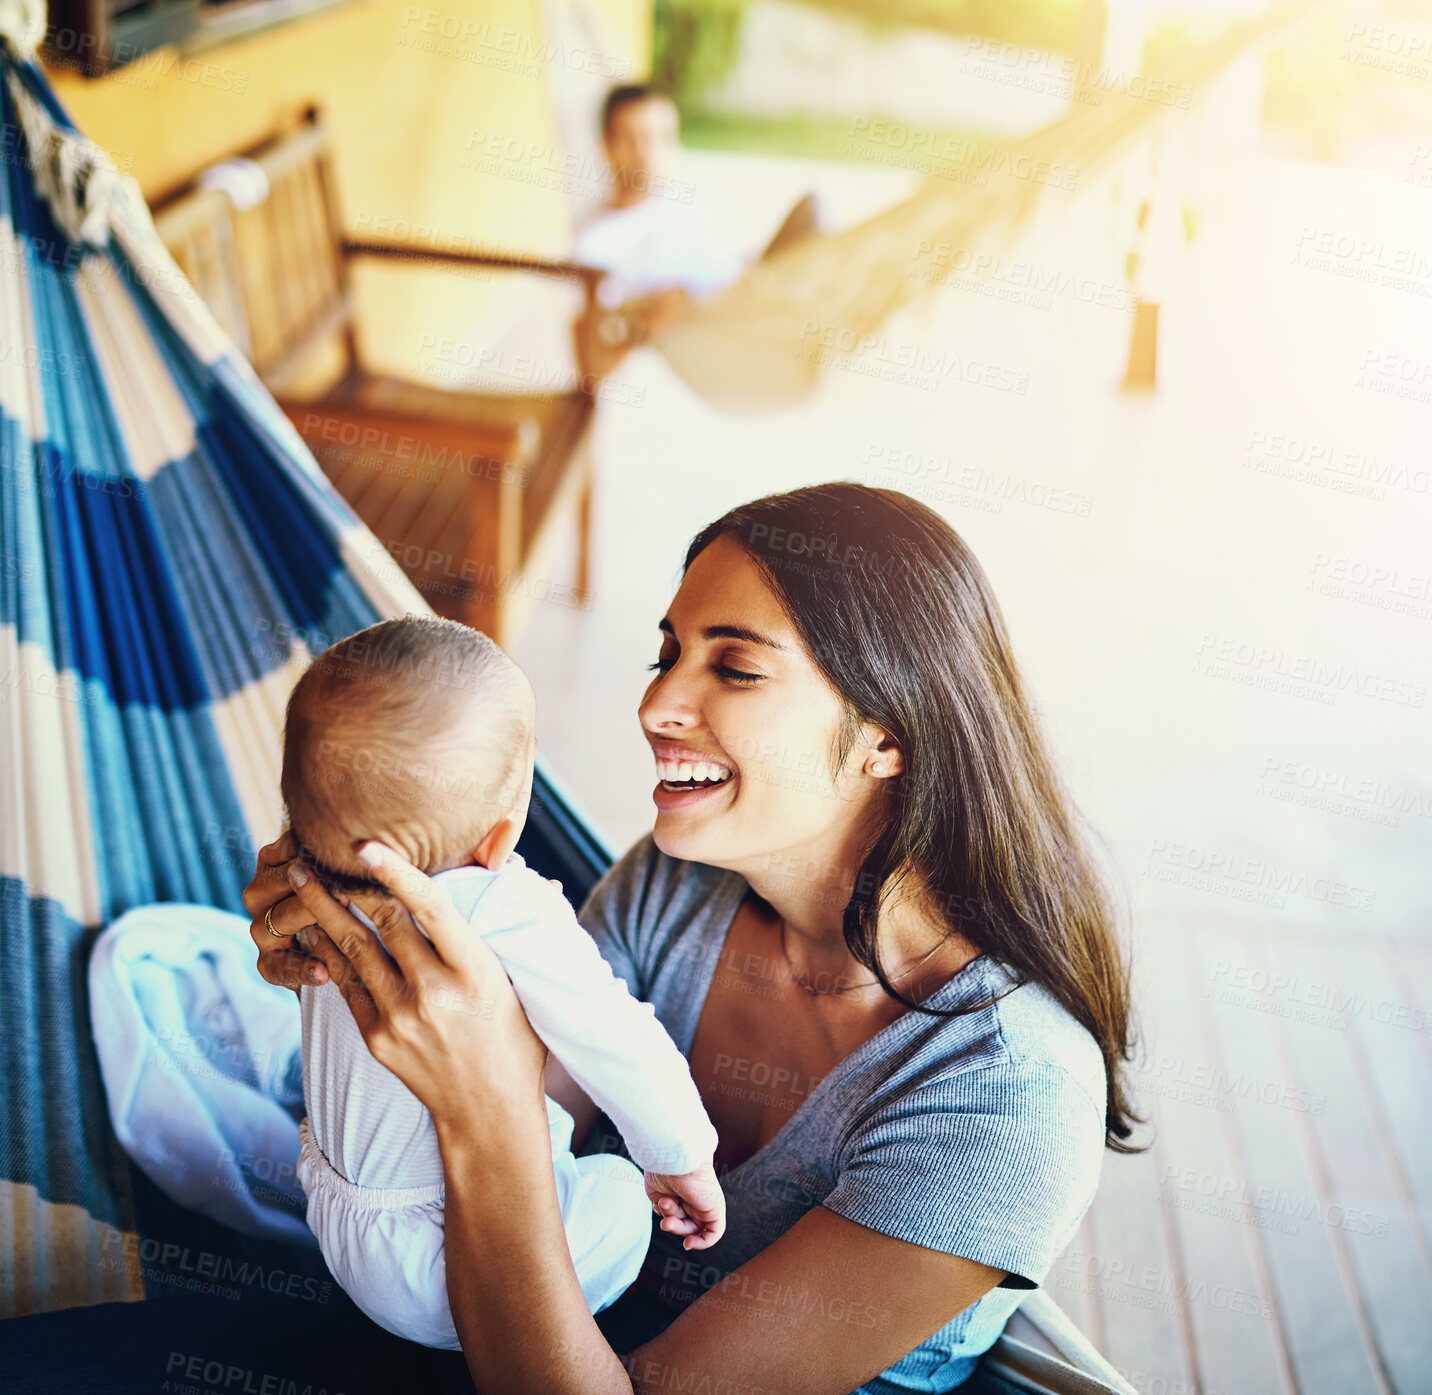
686;483;1142;1151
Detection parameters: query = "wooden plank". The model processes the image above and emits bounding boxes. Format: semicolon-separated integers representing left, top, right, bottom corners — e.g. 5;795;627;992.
1102;931;1222;1395
273;171;311;343
1261;936;1432;1395
277;168;316;332
1135;924;1295;1395
1381;939;1432;1251
1053;1134;1184;1392
1097;1138;1198;1394
298;160;341;313
367;453;459;548
1333;942;1432;1248
1195;928;1386;1395
234;203;281;376
1045;1209;1102;1341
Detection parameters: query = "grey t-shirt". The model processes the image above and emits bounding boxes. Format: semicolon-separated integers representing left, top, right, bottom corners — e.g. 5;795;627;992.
576;836;1108;1392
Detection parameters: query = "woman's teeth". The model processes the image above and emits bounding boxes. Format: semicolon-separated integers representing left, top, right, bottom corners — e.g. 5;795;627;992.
655;758;733;787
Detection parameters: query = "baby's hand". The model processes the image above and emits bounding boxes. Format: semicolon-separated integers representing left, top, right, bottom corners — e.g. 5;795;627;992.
644;1161;726;1251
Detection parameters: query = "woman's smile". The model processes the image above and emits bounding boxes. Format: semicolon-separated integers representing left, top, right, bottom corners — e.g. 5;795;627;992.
651;741;738;809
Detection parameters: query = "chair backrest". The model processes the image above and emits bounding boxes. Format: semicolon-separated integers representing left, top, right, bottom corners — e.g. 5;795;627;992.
151;109;355;391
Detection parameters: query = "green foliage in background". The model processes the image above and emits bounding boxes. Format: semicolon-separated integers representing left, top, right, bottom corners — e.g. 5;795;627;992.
803;0;1094;54
651;0;749;104
679;108;994;165
652;0;1103;111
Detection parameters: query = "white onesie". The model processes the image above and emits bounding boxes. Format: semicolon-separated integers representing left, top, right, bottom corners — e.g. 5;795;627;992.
297;855;718;1349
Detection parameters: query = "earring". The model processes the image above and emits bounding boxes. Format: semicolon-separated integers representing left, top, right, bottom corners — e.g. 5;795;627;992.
872;762;886;775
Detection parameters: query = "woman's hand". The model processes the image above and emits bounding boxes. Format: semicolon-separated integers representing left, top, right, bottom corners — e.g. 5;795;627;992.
244;831;329;995
282;842;549;1133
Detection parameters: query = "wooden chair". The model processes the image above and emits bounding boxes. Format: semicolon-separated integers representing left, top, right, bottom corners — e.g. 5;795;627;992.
150;107;601;646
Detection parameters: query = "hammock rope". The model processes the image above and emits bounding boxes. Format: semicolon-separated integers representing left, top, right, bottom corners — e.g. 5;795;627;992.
650;0;1330;411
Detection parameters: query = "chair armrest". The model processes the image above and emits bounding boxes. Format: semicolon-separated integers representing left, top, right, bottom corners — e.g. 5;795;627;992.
342;238;603;295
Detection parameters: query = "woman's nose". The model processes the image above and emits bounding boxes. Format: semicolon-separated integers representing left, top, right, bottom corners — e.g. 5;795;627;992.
639;671;697;733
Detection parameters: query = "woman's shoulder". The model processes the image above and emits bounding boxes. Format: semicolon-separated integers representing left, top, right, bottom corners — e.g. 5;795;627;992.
858;958;1106;1138
980;968;1108;1126
823;961;1108;1287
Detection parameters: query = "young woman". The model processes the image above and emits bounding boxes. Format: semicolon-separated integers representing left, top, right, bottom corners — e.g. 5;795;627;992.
255;482;1139;1394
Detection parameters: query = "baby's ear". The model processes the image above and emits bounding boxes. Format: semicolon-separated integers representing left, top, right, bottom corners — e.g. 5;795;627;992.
472;816;520;871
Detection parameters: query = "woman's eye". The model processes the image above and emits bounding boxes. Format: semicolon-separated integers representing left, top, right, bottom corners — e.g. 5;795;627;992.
717;665;763;685
647;657;674;673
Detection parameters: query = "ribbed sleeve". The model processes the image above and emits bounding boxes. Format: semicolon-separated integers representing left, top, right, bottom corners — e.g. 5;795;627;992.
821;1056;1105;1289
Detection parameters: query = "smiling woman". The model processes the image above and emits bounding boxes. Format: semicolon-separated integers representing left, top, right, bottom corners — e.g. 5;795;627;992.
6;483;1133;1393
235;482;1137;1394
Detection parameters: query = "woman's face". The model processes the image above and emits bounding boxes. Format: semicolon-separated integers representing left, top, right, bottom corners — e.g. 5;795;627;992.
639;536;883;882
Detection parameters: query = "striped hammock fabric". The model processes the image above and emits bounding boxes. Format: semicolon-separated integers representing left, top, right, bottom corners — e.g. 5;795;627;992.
0;33;608;1318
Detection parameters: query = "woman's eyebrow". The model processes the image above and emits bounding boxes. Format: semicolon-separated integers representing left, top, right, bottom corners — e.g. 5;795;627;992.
658;617;788;649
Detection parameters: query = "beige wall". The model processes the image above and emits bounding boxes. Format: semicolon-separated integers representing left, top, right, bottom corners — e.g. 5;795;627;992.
43;0;648;376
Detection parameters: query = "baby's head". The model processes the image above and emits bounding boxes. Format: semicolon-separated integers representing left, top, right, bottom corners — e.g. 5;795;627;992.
280;616;535;891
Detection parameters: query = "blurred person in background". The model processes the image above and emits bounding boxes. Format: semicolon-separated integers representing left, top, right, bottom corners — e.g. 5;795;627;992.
574;84;823;382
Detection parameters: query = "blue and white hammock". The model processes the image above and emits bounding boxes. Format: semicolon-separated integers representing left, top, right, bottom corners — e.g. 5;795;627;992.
0;6;607;1317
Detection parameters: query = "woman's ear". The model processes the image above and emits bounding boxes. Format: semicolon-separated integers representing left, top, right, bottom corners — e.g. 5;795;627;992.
472;816;521;871
861;726;904;780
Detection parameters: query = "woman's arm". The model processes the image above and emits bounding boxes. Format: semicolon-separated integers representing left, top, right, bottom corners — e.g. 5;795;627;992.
284;846;633;1392
438;1104;633;1392
285;844;1004;1394
439;1119;1006;1395
631;1207;1004;1395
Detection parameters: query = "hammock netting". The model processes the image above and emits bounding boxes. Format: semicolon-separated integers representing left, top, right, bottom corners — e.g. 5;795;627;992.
647;0;1323;411
0;28;607;1316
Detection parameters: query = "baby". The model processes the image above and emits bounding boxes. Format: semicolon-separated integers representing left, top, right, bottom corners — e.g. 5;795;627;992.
280;616;724;1349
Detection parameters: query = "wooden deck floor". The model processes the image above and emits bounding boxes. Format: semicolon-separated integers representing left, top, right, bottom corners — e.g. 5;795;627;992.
1046;922;1432;1395
506;137;1432;1395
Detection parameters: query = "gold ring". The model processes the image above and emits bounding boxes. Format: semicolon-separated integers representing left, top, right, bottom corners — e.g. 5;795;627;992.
264;906;286;939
